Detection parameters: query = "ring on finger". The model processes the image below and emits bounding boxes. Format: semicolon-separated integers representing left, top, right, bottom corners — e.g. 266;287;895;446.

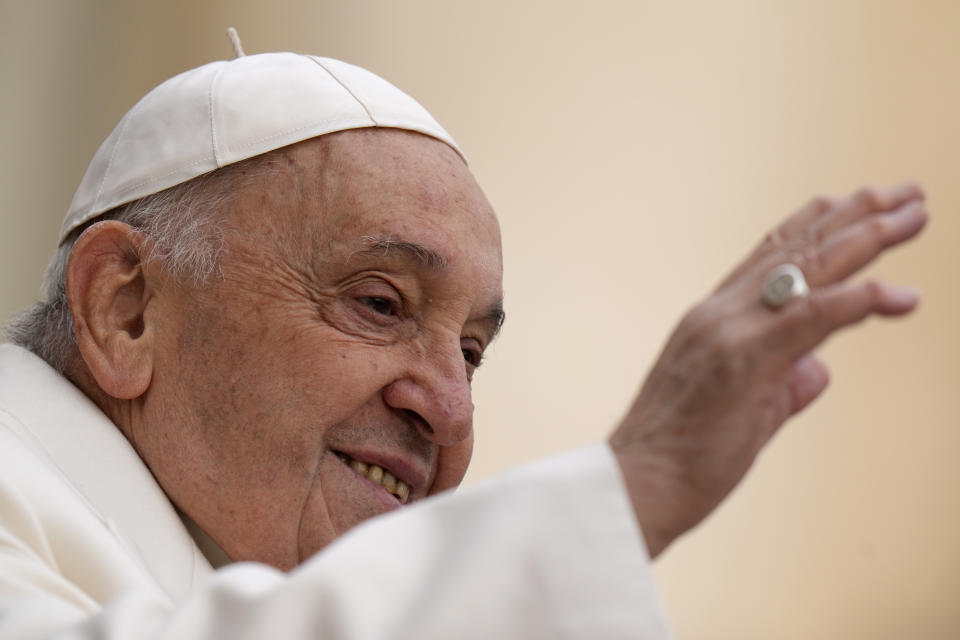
762;263;810;308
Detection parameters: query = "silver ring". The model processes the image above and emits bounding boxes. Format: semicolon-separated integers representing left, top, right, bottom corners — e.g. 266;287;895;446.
762;263;809;308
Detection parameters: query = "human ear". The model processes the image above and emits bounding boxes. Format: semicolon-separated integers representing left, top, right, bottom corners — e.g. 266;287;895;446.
66;221;154;399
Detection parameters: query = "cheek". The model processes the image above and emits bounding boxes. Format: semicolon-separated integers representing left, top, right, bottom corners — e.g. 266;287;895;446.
293;456;344;560
430;433;473;494
162;310;326;475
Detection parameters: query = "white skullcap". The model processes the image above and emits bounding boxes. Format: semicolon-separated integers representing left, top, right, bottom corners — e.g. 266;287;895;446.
60;51;463;245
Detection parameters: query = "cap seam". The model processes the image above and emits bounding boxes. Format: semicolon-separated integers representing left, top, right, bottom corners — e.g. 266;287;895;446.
89;108;135;215
63;51;469;242
102;156;216;202
209;66;220;165
98;116;380;209
99;115;372;205
72;156;217;225
86;119;457;220
303;55;378;126
223;117;381;153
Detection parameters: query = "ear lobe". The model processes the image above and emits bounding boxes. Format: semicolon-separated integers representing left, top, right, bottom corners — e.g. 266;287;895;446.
67;221;154;400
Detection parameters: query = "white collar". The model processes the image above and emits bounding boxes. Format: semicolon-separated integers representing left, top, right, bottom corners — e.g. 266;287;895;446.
0;343;213;601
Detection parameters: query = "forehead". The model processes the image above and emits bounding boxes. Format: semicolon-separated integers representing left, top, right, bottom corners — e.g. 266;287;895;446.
262;130;502;274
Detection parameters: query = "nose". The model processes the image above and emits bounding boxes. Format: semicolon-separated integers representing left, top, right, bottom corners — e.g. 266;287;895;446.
382;339;474;447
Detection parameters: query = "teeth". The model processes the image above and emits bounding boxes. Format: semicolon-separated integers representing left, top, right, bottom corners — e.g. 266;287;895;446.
350;460;369;475
337;452;411;504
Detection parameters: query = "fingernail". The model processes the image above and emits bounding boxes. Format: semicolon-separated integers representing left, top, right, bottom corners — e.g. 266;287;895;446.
894;203;928;233
898;181;925;201
892;286;920;307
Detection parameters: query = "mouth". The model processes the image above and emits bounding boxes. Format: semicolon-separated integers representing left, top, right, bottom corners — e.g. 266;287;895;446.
333;451;411;504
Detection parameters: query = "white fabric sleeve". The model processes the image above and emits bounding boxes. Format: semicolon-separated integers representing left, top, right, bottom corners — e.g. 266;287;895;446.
9;444;671;639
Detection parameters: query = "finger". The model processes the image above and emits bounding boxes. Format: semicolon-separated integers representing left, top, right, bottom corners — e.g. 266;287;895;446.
805;199;928;286
809;182;925;242
717;182;924;293
716;195;839;290
786;353;830;418
774;194;841;239
756;354;829;447
767;279;919;362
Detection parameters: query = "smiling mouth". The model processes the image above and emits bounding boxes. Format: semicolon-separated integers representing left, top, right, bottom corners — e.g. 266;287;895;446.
334;452;411;504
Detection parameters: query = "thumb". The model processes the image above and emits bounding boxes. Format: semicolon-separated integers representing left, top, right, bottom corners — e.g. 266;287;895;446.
787;353;831;417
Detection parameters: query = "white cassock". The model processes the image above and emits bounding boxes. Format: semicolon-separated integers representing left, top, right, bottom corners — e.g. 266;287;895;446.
0;344;671;638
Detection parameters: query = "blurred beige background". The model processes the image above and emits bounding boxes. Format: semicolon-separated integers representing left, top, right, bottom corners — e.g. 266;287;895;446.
1;1;957;637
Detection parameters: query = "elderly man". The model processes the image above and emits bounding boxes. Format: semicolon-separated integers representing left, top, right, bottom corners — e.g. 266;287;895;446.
0;43;926;638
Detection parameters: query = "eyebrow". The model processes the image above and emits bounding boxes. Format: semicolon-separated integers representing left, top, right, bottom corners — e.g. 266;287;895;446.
355;235;448;270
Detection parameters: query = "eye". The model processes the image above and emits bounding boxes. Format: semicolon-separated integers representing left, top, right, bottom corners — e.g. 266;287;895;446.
359;296;398;317
461;341;484;368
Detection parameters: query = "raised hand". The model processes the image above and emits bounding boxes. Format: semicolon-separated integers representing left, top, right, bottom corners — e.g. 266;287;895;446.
610;183;928;558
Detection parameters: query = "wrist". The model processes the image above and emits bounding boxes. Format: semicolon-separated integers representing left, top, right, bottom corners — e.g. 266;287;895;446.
609;436;703;560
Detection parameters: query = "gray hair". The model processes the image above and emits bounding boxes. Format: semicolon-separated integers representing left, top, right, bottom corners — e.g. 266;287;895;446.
6;157;263;375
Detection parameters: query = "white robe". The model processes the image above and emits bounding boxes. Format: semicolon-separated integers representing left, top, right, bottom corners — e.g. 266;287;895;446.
0;344;670;638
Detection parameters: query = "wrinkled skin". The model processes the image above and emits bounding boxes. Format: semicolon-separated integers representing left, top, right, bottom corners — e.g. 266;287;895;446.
610;183;927;557
70;130;504;569
68;125;926;568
